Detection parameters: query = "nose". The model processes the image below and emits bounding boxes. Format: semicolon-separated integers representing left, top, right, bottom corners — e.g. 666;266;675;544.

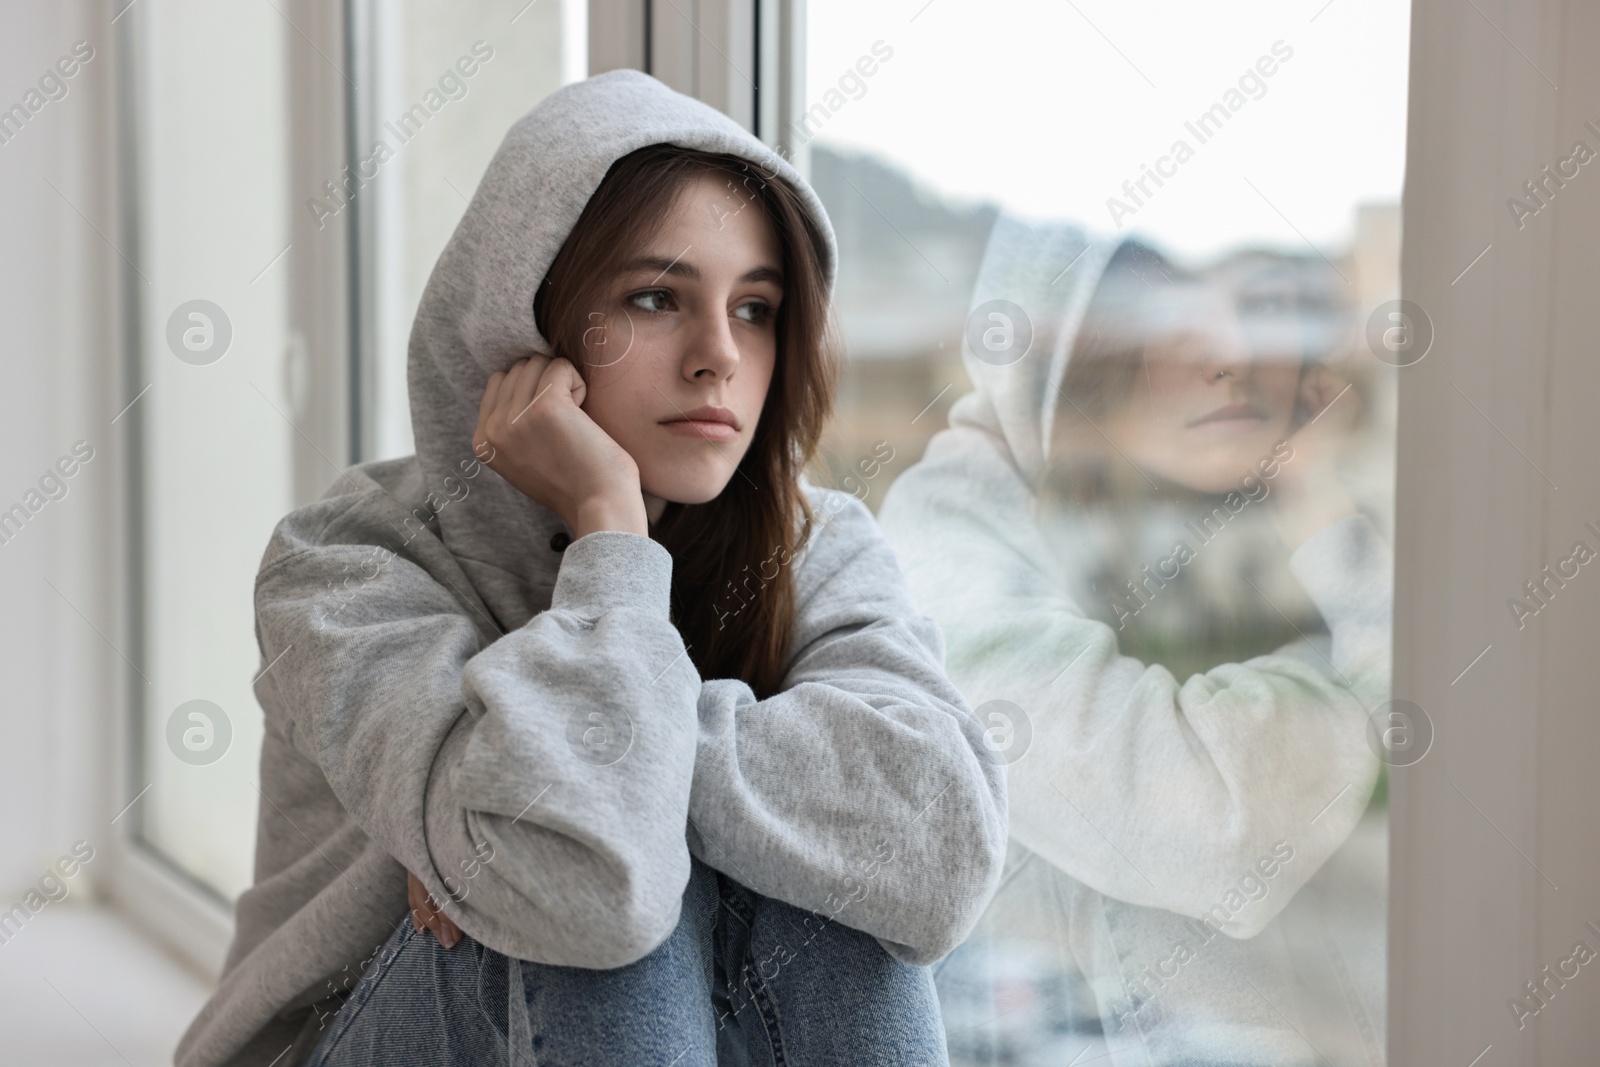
1198;340;1252;385
684;306;741;382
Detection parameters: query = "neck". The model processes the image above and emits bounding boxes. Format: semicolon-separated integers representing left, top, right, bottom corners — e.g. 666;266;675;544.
643;491;668;527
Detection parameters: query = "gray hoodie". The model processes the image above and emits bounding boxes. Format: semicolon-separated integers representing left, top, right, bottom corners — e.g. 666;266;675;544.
878;215;1391;1065
175;70;1007;1067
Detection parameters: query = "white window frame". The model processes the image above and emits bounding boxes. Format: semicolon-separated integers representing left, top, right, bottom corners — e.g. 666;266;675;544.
1390;1;1600;1062
107;0;353;979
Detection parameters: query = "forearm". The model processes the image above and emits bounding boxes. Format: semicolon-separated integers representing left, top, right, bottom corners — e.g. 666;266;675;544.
417;530;702;964
1287;511;1394;708
881;449;1387;928
268;530;703;967
1000;646;1380;933
421;709;696;967
686;622;1007;966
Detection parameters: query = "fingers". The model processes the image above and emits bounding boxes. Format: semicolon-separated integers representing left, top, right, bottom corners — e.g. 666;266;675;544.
477;357;558;459
407;871;438;932
473;371;507;462
431;908;463;950
537;356;585;409
503;355;552;426
1306;368;1358;427
1311;367;1341;408
477;370;506;432
405;870;462;950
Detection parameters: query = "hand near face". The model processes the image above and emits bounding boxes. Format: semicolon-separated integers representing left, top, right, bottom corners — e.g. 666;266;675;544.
1265;362;1360;550
471;354;650;539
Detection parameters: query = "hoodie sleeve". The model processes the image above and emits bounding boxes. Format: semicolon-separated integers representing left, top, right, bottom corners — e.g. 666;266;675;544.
253;520;701;970
876;417;1391;938
684;489;1008;966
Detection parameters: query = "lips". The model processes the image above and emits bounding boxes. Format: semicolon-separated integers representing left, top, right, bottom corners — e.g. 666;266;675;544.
1188;402;1266;428
661;404;741;442
664;404;741;431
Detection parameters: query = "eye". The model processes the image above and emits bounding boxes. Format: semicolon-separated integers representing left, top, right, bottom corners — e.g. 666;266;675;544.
733;300;775;325
628;289;674;313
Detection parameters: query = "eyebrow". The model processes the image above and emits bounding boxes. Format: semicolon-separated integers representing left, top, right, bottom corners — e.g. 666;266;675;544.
625;254;783;287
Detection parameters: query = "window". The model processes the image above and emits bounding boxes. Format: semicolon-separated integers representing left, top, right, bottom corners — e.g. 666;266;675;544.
802;1;1406;1061
125;0;295;902
122;0;586;916
108;6;1596;1061
348;0;591;462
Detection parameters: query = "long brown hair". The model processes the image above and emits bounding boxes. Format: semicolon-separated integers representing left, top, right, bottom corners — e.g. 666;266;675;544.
534;143;839;698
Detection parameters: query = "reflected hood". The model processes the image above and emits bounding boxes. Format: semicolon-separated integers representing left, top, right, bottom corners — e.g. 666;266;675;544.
955;214;1126;491
406;69;836;631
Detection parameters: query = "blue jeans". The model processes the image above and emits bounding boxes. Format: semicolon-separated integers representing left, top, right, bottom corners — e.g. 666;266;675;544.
303;856;949;1066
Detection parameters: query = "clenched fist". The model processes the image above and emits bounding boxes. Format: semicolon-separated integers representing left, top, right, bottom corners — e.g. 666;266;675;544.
472;355;649;539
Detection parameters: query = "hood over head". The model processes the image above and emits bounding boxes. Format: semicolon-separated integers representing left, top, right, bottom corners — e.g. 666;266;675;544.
961;213;1343;494
954;215;1343;668
406;69;837;632
956;214;1124;492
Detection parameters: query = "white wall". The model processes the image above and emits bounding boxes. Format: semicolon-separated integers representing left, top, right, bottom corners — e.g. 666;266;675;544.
0;0;119;903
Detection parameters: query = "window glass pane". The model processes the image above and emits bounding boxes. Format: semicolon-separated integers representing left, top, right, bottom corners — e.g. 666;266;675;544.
359;0;587;462
133;0;584;900
803;2;1405;1062
134;0;293;898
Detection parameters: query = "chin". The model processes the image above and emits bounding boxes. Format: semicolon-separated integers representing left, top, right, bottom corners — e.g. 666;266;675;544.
1200;477;1248;495
1159;455;1257;495
640;473;734;508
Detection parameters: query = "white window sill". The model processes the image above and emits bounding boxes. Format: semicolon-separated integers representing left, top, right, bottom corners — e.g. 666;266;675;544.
0;902;212;1066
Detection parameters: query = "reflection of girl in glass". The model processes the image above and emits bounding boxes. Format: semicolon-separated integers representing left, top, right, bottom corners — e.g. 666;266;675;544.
1042;239;1367;679
879;215;1393;1066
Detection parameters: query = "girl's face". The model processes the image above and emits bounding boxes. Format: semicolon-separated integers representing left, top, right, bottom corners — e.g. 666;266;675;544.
1099;306;1303;493
577;171;784;520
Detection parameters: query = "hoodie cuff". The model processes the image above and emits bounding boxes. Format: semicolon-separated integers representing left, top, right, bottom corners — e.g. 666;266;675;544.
550;530;674;620
1287;512;1393;633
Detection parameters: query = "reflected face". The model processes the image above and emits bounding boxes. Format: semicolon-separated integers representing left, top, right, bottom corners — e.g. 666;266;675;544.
1099;308;1304;493
576;171;784;515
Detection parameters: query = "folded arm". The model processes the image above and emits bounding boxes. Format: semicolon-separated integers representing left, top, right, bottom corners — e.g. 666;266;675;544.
685;491;1009;966
255;521;700;968
877;423;1392;936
